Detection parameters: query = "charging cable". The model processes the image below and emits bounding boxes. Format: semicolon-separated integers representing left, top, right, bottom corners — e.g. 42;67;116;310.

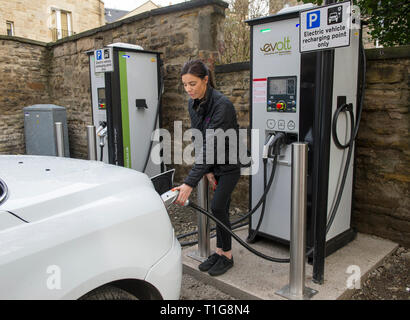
177;132;284;245
164;133;294;263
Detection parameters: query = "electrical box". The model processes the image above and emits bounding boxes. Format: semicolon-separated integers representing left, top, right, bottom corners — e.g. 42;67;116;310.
247;3;362;282
88;43;164;177
23;104;70;157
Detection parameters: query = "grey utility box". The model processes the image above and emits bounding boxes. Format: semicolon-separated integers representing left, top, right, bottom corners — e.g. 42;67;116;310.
23;104;70;157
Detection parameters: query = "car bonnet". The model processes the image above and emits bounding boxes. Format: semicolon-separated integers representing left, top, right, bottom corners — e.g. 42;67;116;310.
0;155;153;222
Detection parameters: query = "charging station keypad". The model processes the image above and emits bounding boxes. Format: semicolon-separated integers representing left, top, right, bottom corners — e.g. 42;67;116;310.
267;76;297;113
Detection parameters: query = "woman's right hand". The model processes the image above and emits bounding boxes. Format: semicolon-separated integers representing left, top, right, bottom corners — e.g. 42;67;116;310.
173;184;193;206
205;172;217;191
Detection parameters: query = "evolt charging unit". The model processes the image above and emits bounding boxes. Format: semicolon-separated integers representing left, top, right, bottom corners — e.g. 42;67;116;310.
247;3;363;282
88;43;164;177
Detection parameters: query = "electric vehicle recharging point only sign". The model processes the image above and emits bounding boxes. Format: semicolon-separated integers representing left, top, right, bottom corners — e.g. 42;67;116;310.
94;47;114;73
299;1;351;53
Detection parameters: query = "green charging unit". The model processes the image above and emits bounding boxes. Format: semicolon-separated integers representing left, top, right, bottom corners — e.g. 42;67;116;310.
88;44;164;177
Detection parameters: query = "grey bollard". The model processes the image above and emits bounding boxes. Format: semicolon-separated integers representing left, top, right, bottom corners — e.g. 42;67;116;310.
276;142;318;300
187;176;211;262
54;122;64;157
87;125;97;160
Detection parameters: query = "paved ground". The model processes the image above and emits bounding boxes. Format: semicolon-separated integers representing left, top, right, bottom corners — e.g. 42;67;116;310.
180;273;235;300
169;201;410;300
179;245;409;300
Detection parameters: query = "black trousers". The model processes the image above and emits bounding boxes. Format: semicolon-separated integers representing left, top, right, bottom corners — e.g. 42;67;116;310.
212;171;240;252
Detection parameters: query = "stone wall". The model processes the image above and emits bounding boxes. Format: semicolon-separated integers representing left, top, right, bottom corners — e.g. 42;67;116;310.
352;46;410;247
214;62;250;211
0;37;50;154
45;0;227;160
0;0;228;159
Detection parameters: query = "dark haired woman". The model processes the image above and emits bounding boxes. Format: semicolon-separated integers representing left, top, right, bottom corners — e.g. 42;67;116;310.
173;60;241;276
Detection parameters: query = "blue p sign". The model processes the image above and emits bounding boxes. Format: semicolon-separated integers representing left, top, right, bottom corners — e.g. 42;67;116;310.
307;10;320;29
96;50;102;61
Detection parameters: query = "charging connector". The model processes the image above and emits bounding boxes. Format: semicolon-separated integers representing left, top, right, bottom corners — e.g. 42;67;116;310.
161;189;189;208
268;131;287;157
96;121;107;161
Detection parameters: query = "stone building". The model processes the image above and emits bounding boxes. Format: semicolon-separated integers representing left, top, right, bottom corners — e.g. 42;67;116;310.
0;0;105;42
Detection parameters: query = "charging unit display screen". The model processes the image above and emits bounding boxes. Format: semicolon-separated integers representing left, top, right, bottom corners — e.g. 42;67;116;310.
97;88;106;110
267;76;297;113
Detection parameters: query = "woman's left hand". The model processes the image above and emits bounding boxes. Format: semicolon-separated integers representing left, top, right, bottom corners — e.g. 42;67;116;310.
173;184;193;206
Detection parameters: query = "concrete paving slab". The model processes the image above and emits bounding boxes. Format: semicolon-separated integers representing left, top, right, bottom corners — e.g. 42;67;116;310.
182;228;398;300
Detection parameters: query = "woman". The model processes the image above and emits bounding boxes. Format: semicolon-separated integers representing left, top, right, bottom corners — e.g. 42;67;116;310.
174;60;241;277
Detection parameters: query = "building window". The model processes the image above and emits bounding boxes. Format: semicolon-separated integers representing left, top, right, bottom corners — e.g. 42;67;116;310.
51;9;73;41
6;21;14;36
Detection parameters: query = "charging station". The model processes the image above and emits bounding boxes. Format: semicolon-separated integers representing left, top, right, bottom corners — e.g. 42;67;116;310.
247;3;363;282
88;43;164;177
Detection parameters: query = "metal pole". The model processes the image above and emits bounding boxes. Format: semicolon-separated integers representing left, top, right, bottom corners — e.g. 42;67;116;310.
54;122;65;157
87;125;97;160
197;177;211;258
188;176;211;262
290;142;309;296
276;142;317;300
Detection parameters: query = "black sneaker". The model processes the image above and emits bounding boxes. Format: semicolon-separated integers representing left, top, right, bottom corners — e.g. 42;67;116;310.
208;255;234;276
198;253;220;272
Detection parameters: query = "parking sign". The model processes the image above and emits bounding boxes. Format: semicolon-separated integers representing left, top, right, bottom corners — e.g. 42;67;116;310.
96;50;103;61
94;47;114;73
307;11;320;29
300;1;351;53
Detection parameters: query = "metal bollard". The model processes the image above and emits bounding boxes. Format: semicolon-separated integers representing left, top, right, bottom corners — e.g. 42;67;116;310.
188;176;211;262
276;142;318;300
54;122;65;157
87;125;97;160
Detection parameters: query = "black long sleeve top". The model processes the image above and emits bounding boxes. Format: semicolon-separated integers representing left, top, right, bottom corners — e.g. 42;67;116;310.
183;86;241;188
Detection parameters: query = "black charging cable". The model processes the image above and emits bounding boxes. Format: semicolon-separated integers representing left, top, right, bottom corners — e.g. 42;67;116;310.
188;202;290;263
178;157;276;246
178;133;299;263
246;158;268;242
177;132;284;245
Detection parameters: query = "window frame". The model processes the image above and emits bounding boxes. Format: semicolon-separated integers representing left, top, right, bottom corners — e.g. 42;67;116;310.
6;21;14;36
50;8;73;40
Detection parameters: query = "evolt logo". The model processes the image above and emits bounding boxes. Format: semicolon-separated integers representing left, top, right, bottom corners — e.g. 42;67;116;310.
260;37;292;55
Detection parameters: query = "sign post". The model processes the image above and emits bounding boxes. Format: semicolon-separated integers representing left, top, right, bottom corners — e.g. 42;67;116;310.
299;1;351;53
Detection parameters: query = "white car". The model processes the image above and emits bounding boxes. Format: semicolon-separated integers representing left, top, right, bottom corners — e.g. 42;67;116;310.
0;155;181;300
